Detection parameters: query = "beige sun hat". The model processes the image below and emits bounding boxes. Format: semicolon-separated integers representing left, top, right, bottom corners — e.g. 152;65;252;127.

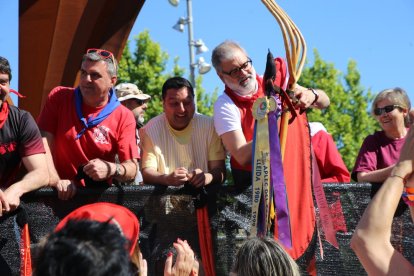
115;83;151;102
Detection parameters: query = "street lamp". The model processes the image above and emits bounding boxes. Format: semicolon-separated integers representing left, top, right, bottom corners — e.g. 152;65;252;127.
168;0;211;89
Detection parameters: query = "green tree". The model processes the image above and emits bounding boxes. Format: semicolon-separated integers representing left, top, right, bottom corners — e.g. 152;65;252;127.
117;30;217;119
300;50;378;173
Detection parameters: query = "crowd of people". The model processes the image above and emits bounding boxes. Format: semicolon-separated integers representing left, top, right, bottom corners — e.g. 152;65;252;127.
1;39;414;275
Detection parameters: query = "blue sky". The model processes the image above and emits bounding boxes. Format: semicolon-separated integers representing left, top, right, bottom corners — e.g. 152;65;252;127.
2;0;414;106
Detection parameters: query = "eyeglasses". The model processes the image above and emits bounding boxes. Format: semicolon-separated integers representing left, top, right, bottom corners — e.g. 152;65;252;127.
86;48;117;69
373;104;402;116
221;58;252;78
135;99;146;106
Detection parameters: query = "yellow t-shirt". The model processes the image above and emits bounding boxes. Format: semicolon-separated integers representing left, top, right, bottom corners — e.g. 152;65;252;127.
140;113;225;174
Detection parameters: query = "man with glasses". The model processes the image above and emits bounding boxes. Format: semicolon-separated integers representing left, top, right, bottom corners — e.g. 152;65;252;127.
38;49;139;199
115;83;151;184
0;56;48;216
211;40;330;187
211;41;330;273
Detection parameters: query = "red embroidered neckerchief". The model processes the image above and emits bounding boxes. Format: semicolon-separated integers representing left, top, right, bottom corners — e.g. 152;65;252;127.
224;75;264;143
223;58;287;171
224;75;264;171
0;101;9;129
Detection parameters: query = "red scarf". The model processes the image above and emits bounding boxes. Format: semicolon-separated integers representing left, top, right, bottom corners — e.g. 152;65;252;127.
224;75;264;171
224;58;287;171
0;101;9;129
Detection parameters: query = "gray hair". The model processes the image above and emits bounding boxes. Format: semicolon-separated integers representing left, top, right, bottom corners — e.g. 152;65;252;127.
231;237;300;276
211;40;248;72
82;52;118;77
371;87;411;126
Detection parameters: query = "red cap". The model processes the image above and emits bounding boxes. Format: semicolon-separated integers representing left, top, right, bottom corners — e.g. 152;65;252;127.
55;203;139;255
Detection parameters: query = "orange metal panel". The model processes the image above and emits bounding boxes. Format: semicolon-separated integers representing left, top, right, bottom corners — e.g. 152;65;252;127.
19;0;145;117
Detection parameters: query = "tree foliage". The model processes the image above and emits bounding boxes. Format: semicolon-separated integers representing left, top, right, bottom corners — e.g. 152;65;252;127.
300;50;378;172
117;30;217;119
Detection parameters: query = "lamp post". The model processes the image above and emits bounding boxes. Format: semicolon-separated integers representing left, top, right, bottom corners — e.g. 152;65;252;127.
169;0;211;89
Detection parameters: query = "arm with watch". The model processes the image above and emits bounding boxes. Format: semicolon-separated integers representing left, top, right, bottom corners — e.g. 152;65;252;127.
290;83;330;110
82;158;138;182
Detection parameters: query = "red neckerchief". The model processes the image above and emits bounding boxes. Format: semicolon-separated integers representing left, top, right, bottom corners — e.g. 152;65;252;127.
224;75;264;143
224;58;287;171
224;75;264;171
0;101;9;129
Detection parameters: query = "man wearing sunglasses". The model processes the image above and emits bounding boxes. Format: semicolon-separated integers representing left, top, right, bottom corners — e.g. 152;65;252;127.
38;49;139;199
0;56;48;216
115;83;151;184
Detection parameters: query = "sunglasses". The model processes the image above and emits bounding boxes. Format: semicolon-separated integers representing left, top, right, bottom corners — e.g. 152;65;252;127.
135;99;146;106
86;48;117;70
373;104;402;116
221;58;253;78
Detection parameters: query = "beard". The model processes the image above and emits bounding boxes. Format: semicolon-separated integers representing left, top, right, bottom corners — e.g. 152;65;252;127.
226;74;257;96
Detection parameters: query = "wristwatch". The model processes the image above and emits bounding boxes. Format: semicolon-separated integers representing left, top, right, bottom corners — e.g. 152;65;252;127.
114;163;122;177
309;88;319;106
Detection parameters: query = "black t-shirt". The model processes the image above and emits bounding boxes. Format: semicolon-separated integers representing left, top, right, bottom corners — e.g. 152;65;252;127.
0;105;45;187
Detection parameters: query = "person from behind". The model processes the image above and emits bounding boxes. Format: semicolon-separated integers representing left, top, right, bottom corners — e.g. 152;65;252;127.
33;202;141;276
230;237;300;276
0;56;48;216
309;122;350;183
352;88;410;200
140;76;225;187
351;124;414;275
115;83;151;184
37;49;139;200
33;202;198;276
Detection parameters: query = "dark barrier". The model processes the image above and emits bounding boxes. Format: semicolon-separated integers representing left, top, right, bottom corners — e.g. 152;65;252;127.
0;183;413;275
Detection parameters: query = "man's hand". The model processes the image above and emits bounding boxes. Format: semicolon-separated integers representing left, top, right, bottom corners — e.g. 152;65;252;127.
53;180;77;200
83;158;111;181
0;189;11;216
291;84;316;109
2;185;24;214
187;169;208;188
166;167;189;186
164;239;198;276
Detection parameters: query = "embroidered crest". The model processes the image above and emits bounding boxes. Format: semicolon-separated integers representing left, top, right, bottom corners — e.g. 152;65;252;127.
93;125;110;144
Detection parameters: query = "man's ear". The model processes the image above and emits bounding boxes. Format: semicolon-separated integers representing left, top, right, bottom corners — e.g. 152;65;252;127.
111;76;117;86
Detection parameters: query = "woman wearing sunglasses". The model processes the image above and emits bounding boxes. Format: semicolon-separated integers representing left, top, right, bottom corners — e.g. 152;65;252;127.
352;88;411;206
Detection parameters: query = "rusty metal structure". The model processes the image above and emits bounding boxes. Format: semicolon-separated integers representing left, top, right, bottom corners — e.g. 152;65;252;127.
18;0;145;117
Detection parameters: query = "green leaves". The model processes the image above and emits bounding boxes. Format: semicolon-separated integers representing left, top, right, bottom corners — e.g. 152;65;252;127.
303;50;378;174
117;30;217;120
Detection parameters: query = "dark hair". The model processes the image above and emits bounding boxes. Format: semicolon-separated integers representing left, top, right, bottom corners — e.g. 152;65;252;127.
161;76;194;100
232;237;300;276
0;56;12;81
33;219;137;276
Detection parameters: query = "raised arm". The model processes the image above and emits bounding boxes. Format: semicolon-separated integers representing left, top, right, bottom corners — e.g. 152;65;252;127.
351;126;414;275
